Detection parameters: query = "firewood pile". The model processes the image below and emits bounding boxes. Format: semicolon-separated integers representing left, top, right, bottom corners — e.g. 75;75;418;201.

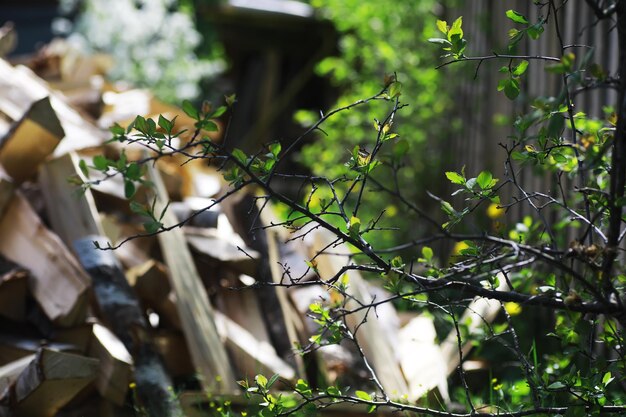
0;41;496;417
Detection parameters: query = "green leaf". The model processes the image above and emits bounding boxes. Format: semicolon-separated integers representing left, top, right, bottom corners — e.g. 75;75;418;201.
254;374;268;389
602;371;614;387
231;148;248;164
93;155;109;171
441;200;455;216
348;216;361;238
389;81;402;98
125;163;142;180
182;100;200;120
506;10;529;24
130;201;147;215
391;256;404;268
422;246;434;261
211;105;227;118
158;114;173;133
326;386;341;396
78;159;90;179
124;180;136;199
436;19;448;34
269;142;281;158
428;38;452;46
143;220;162;234
134;115;148;133
295;379;312;396
504;78;521;100
547;381;566;390
449;16;463;39
446;171;465;185
355;390;372;401
267;374;280;389
513;60;529;76
476;171;493;189
110;123;125;136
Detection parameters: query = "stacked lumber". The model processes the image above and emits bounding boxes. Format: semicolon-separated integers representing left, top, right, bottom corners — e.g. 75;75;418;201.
0;43;504;416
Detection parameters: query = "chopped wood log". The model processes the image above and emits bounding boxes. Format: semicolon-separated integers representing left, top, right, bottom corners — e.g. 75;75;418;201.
0;192;90;327
0;355;35;393
0;171;13;221
89;323;133;406
311;229;410;398
439;277;508;376
52;323;95;355
146;162;237;392
186;227;260;277
0;256;28;322
0;96;64;182
152;330;195;377
39;152;182;417
0;332;79;365
214;311;296;381
126;260;182;330
398;315;449;403
2;348;99;417
0;59;106;155
221;193;306;377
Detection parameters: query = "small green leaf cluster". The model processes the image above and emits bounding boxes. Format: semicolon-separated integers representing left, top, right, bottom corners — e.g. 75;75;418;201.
446;168;499;201
129;198;169;234
224;142;281;187
506;9;545;50
79;149;149;199
429;17;467;60
308;303;344;346
497;60;528;100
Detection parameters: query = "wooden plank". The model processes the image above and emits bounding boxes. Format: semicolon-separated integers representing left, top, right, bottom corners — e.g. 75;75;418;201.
0;96;64;182
146;162;238;392
7;348;99;417
0;192;90;327
39;152;182;417
312;229;410;398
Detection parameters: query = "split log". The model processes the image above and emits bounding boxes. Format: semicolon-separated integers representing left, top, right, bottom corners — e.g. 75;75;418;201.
0;192;90;327
0;256;28;323
126;260;182;330
0;96;64;182
1;348;99;417
311;229;410;398
0;170;13;220
440;277;508;375
145;162;237;392
0;58;106;155
89;323;133;406
39;152;182;417
222;193;306;377
186;227;260;277
0;355;35;393
398;315;449;403
215;311;296;381
152;330;195;377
